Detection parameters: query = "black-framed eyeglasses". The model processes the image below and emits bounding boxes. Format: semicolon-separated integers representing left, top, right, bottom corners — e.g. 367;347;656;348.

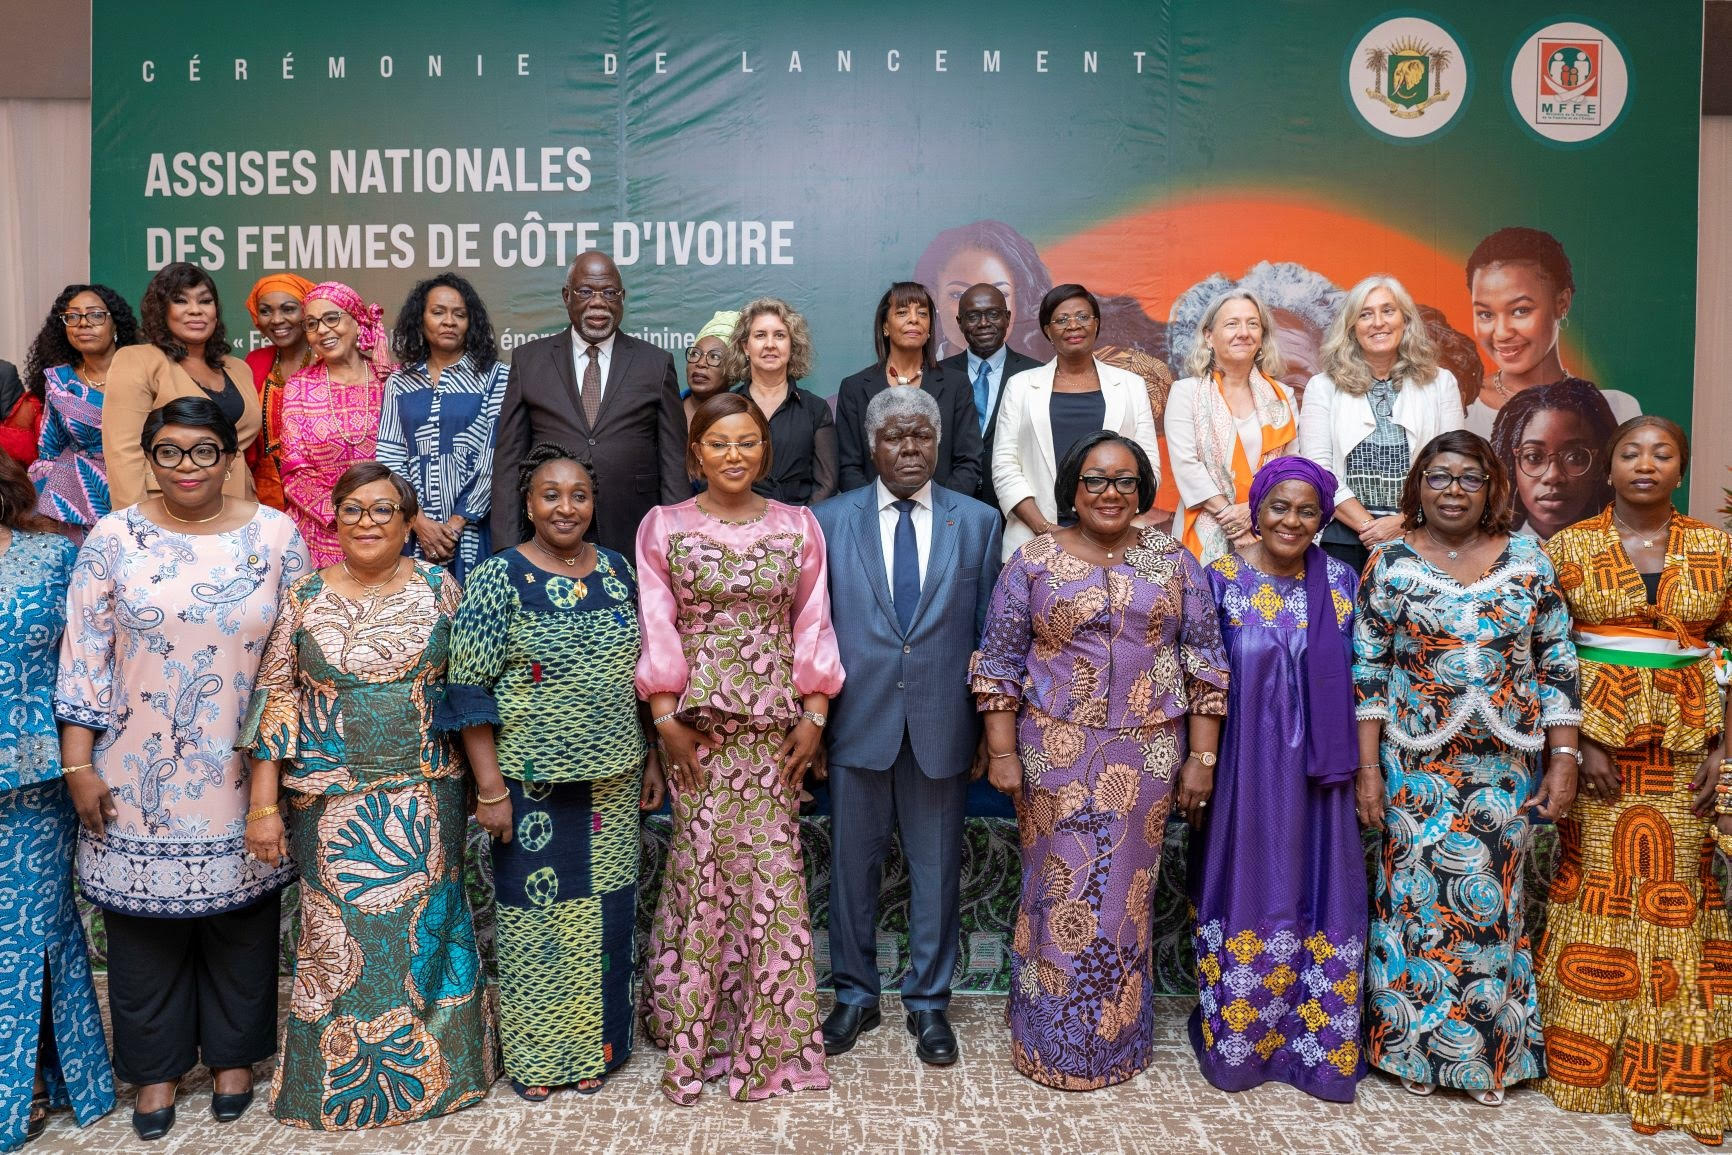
60;310;111;327
685;348;725;366
1516;446;1594;479
150;442;223;469
335;500;406;526
1420;469;1488;493
1080;474;1140;495
564;286;624;304
302;311;346;334
961;309;1009;325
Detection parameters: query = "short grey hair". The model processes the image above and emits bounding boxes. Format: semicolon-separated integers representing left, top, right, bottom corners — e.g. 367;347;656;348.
865;386;942;447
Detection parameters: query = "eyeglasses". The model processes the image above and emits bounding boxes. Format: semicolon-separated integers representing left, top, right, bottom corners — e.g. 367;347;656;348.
1420;469;1489;493
1048;312;1096;330
961;309;1009;325
336;500;406;525
1080;475;1140;495
1516;446;1594;479
60;310;111;328
302;311;347;334
700;438;764;455
150;442;223;469
686;348;725;366
563;286;624;304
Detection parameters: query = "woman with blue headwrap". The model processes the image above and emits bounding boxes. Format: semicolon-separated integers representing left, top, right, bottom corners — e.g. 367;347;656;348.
1186;456;1368;1101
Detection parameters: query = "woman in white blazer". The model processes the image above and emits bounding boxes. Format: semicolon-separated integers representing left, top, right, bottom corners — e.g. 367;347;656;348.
991;283;1160;559
1298;274;1464;572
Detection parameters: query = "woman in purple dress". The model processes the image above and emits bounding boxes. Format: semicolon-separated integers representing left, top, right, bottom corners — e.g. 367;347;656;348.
974;430;1229;1090
1187;456;1367;1101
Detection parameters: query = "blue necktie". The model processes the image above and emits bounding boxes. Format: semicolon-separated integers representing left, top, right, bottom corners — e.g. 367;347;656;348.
892;498;919;632
973;360;993;435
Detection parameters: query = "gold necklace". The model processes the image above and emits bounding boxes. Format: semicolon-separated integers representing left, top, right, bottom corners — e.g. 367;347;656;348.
1492;370;1511;399
1612;507;1669;550
536;539;591;568
342;558;402;598
163;498;226;525
1078;526;1138;560
695;495;767;525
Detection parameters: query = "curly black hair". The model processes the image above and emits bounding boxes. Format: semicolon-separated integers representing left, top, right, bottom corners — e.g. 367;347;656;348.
390;273;499;371
23;284;138;398
516;442;598;542
139;263;230;368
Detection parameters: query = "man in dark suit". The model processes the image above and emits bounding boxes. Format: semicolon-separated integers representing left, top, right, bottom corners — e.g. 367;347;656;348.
935;284;1042;512
811;387;1002;1067
490;251;687;555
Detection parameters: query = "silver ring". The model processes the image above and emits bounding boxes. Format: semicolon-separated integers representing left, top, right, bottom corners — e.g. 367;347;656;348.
1198;800;1207;807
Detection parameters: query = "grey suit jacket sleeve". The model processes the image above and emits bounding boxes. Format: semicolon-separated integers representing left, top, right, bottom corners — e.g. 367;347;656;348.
490;354;532;547
977;514;1004;640
655;354;688;504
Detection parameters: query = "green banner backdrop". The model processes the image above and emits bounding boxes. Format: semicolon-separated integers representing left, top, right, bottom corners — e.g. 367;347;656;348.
92;2;1701;444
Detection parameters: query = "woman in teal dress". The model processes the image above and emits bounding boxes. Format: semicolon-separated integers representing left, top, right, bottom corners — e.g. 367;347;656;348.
439;442;665;1100
242;461;494;1130
0;453;115;1148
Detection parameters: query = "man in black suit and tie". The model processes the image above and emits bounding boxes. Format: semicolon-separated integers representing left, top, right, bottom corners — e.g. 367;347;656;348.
490;251;687;555
935;284;1041;513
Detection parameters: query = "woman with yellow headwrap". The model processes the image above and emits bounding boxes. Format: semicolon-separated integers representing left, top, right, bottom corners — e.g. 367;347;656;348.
243;273;315;510
683;310;737;423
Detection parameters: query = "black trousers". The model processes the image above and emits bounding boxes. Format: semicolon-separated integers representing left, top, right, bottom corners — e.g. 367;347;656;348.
103;893;281;1085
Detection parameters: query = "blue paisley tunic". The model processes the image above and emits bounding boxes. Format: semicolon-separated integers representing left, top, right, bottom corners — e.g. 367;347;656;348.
54;505;306;916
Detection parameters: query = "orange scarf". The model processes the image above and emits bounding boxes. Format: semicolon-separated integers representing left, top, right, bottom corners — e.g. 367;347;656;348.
1180;370;1296;559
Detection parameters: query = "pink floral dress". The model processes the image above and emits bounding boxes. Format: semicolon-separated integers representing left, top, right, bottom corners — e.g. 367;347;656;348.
278;360;390;566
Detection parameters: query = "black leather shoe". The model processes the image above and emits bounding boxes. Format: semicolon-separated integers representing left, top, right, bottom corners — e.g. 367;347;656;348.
907;1009;958;1066
821;1002;881;1055
131;1105;175;1141
211;1089;254;1122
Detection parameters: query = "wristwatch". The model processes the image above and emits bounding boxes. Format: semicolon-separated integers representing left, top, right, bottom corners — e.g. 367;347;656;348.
1189;750;1218;768
1550;745;1583;765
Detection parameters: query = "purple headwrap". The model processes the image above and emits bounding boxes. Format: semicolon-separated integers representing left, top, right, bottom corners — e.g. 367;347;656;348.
1248;457;1356;786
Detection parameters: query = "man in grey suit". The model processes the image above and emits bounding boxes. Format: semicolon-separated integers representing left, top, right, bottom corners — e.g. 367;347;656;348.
489;251;687;555
935;283;1042;513
811;387;1002;1066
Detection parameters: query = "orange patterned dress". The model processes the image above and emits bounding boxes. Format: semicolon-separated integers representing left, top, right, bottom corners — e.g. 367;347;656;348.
1538;507;1732;1144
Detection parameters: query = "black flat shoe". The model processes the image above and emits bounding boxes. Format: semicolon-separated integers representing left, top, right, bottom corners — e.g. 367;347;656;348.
907;1009;958;1066
821;1002;881;1055
131;1105;175;1141
211;1089;254;1122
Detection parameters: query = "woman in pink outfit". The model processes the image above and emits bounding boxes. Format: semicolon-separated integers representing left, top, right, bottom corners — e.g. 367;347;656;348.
277;282;394;565
636;391;844;1105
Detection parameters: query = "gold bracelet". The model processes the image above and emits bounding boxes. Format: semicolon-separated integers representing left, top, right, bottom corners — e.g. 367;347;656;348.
476;790;510;806
245;804;279;823
60;762;94;776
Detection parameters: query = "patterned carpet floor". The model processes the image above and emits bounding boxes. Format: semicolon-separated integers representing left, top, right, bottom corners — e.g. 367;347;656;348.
29;984;1693;1154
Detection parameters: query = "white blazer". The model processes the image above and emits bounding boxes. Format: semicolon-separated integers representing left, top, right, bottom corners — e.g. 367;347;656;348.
1297;368;1464;507
990;358;1162;560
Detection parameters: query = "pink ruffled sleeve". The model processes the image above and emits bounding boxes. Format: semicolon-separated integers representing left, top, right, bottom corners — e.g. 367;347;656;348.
634;505;690;699
791;506;845;698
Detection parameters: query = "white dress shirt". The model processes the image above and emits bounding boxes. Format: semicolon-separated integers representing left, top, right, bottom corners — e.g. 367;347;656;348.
875;477;933;587
569;329;617;402
967;346;1009;433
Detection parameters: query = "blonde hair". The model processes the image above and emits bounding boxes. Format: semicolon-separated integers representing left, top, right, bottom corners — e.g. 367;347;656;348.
727;297;814;384
1181;289;1286;381
1318;275;1439;396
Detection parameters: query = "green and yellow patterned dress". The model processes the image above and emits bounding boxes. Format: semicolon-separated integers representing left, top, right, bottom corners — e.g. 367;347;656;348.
438;546;646;1086
242;562;495;1130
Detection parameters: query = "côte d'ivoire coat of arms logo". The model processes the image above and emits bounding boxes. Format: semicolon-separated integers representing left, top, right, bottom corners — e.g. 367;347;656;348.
1362;36;1454;118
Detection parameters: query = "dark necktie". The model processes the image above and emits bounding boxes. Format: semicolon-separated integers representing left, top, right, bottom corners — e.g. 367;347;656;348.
581;343;603;425
973;360;993;435
892;498;919;632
